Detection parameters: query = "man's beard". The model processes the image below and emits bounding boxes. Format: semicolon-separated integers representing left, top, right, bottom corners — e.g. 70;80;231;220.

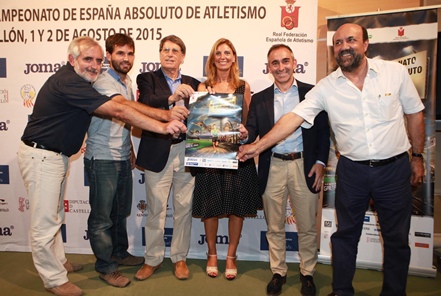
336;48;363;72
75;65;99;82
112;60;132;75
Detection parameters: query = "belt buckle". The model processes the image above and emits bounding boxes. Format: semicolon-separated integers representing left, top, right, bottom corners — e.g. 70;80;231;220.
281;153;290;161
281;152;297;161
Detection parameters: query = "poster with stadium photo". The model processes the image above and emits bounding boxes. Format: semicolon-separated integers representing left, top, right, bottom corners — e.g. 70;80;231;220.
185;92;242;169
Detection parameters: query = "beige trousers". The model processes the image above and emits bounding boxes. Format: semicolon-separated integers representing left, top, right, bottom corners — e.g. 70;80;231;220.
262;156;318;277
143;141;194;265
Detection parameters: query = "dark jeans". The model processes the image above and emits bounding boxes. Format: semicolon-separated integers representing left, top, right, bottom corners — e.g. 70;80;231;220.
84;158;133;274
331;155;412;296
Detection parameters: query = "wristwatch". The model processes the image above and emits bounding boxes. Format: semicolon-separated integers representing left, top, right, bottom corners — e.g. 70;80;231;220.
411;152;423;159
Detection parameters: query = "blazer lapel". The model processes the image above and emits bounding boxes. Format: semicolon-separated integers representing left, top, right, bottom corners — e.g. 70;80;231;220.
297;80;307;102
156;69;172;95
264;85;275;126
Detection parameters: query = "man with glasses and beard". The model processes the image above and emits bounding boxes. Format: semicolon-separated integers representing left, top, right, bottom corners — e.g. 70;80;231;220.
18;36;187;296
237;23;425;296
84;33;145;288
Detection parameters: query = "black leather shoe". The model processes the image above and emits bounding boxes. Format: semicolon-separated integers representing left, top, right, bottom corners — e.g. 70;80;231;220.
267;273;286;296
300;273;316;296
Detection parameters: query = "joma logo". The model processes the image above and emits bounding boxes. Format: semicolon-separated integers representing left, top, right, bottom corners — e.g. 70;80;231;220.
0;120;9;131
0;226;13;236
198;234;230;245
262;61;308;74
24;62;64;74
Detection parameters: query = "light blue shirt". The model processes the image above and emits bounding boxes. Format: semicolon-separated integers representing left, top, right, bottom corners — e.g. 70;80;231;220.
85;68;134;160
162;68;183;108
271;80;303;154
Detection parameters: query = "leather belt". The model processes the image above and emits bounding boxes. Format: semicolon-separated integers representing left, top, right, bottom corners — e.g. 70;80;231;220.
354;152;407;167
171;135;186;145
272;152;303;161
23;140;63;154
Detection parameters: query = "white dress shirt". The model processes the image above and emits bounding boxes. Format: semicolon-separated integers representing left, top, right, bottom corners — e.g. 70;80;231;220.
294;58;424;161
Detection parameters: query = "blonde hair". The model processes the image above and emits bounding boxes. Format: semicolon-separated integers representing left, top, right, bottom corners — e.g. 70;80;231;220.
204;38;241;89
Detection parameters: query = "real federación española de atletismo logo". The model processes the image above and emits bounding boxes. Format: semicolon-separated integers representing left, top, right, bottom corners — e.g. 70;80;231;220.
281;0;300;30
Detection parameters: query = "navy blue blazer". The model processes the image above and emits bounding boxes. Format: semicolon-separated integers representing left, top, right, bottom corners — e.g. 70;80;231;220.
245;80;330;194
136;69;200;172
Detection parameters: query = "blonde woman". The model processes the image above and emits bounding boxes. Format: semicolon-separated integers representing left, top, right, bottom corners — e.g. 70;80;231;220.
192;38;262;280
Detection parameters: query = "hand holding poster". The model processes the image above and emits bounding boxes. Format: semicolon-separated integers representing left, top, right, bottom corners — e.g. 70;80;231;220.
185;92;242;169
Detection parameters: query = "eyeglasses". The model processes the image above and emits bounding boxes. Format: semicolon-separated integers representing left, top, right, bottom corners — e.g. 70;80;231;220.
161;47;181;55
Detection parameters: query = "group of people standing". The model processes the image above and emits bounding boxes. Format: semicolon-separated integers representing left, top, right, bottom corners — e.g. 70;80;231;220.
17;22;424;296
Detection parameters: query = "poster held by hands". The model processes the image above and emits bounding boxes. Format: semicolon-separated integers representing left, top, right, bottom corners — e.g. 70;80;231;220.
185;92;242;169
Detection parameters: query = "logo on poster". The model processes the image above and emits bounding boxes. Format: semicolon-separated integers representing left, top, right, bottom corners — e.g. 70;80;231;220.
0;226;13;236
281;0;300;30
324;220;332;227
18;197;29;212
393;27;409;41
24;62;65;74
64;199;90;214
0;120;9;132
0;198;8;213
415;242;429;248
0;89;8;103
102;57;110;73
137;200;148;217
286;199;296;225
285;231;299;251
262;61;308;75
20;84;36;108
260;230;298;251
0;165;10;184
198;234;229;245
0;58;6;78
139;61;161;73
366;236;381;243
138;172;145;184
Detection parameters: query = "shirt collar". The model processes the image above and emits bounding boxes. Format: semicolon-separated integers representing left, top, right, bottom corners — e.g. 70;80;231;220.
161;68;182;82
274;78;298;94
106;68;128;86
335;57;379;80
366;58;380;76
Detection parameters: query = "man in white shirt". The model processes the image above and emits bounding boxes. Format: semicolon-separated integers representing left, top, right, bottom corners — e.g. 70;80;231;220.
237;23;425;296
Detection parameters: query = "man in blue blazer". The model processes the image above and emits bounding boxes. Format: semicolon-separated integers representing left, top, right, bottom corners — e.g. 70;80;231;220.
245;44;330;296
135;35;200;281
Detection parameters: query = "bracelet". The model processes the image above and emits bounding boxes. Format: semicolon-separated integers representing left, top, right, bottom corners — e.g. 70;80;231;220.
411;152;423;158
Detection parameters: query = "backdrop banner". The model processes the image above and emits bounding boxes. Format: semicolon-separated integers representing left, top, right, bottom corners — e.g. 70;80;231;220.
321;7;437;278
0;0;318;264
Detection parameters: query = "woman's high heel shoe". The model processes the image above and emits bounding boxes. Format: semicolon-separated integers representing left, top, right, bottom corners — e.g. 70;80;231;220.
206;253;218;278
225;255;237;280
